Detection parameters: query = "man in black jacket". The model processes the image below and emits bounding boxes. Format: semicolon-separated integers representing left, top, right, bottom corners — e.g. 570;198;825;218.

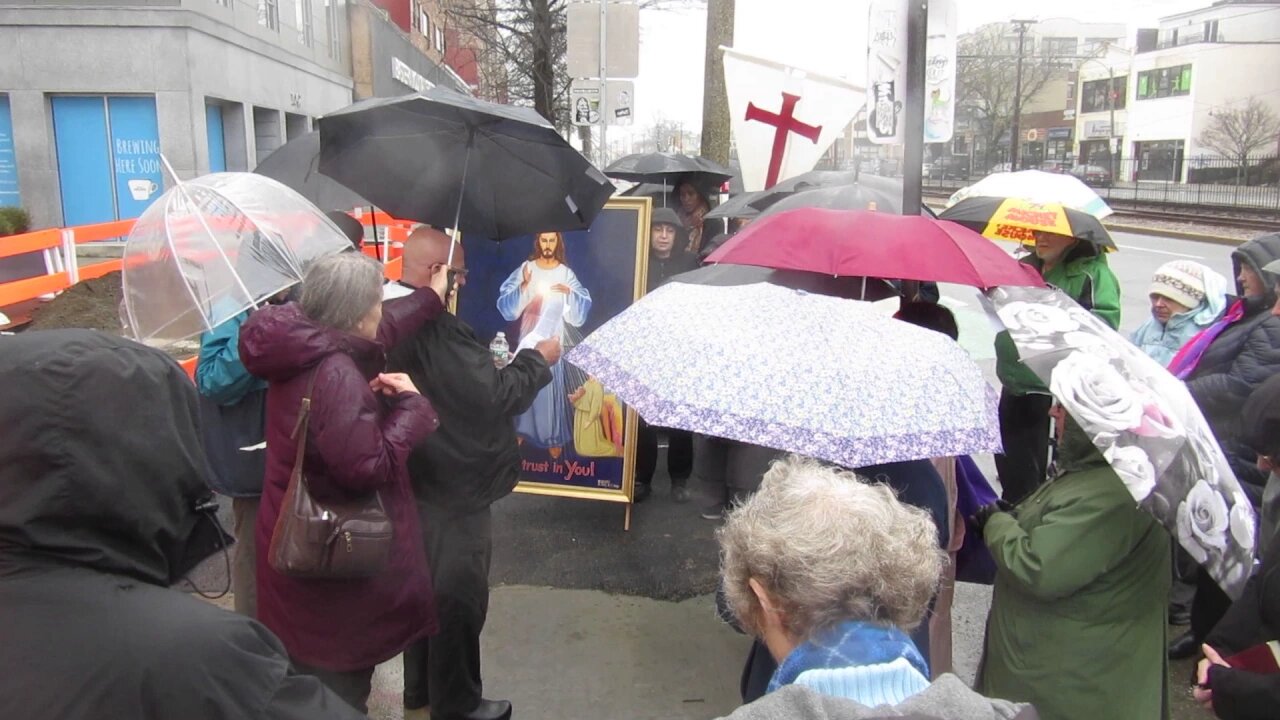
0;330;367;720
389;228;558;720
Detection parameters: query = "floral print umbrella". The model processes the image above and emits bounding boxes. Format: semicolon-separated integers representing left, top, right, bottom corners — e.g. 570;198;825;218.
988;285;1257;598
567;282;1002;470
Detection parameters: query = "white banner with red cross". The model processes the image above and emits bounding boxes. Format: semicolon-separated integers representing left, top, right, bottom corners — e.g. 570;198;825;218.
721;46;866;192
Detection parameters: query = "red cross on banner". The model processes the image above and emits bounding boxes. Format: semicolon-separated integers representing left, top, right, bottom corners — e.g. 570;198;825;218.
745;93;824;189
721;47;865;192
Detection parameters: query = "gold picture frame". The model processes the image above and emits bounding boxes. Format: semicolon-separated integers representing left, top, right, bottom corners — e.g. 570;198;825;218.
456;196;653;529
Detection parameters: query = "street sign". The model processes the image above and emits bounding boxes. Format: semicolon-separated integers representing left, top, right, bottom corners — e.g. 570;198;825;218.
567;1;640;79
608;80;634;126
866;0;908;145
571;79;634;126
570;80;603;127
923;0;958;144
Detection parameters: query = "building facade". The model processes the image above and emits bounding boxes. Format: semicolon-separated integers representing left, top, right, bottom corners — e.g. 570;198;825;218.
1122;0;1280;182
0;0;357;228
348;0;471;99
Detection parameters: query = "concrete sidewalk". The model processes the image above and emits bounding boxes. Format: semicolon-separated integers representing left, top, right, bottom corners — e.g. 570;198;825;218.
361;583;993;720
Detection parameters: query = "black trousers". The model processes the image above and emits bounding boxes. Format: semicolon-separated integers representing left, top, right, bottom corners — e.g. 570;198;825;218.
635;420;693;488
995;390;1053;504
293;660;375;714
1190;565;1234;642
403;503;493;717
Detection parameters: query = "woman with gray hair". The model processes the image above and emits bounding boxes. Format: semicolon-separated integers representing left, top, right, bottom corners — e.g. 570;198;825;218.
717;456;1034;720
239;251;450;712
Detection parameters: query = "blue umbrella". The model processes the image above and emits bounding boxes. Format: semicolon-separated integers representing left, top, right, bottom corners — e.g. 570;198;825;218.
567;282;1001;469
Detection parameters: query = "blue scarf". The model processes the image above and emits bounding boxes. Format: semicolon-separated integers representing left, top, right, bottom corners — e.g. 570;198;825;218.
767;620;929;694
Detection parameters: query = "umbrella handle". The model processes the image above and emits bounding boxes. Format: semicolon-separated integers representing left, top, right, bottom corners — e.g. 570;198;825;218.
447;129;475;267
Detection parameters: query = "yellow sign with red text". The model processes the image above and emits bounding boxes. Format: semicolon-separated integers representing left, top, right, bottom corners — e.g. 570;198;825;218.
981;199;1073;245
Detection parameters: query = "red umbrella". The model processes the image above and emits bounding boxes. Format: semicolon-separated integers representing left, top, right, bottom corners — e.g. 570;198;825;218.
705;208;1047;290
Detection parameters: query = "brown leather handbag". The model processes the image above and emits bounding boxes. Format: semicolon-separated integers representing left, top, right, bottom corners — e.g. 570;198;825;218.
268;370;393;579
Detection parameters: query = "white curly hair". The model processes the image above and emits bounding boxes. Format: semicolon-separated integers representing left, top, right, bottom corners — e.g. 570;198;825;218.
717;455;944;640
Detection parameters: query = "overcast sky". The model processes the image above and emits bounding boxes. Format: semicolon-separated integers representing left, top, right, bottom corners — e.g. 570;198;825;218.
622;0;1209;141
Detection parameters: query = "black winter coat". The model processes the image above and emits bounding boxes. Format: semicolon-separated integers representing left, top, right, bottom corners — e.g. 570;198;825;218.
647;250;700;292
1186;234;1280;488
389;312;552;514
0;330;364;720
1205;533;1280;720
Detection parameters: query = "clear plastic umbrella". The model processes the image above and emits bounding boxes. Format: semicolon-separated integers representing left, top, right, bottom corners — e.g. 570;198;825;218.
122;172;353;342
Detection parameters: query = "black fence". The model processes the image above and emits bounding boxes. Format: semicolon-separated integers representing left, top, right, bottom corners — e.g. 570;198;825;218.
920;154;1280;212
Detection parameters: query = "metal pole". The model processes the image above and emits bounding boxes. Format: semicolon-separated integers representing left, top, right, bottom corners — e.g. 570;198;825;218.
598;0;608;168
1009;19;1034;170
1108;65;1117;184
902;0;928;216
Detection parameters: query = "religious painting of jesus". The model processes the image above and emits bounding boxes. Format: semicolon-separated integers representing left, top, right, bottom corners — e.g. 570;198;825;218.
497;231;592;454
456;197;651;504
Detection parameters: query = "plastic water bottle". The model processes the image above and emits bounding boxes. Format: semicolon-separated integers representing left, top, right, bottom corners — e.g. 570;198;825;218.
489;332;510;368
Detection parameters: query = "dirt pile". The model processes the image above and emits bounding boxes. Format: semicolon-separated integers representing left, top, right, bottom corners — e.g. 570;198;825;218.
27;272;125;334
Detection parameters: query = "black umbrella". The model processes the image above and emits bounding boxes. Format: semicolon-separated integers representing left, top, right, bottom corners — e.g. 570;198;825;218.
253;131;369;211
670;263;900;302
317;88;613;242
604;152;733;185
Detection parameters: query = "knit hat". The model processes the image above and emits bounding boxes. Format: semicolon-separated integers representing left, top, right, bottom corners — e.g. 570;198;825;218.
1149;260;1209;310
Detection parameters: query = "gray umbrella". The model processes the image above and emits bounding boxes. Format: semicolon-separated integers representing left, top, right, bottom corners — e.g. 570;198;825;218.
252;131;369;211
704;190;768;221
757;183;906;217
317;88;613;240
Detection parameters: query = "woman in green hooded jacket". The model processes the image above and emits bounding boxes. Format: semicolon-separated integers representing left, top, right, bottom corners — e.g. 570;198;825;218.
994;233;1121;503
976;405;1171;720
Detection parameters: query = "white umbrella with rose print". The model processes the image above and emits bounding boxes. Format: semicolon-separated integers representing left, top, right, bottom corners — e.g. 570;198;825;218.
987;285;1257;598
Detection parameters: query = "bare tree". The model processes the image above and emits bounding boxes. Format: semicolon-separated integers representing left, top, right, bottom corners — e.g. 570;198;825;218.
440;0;570;129
1198;97;1280;183
700;0;733;167
956;23;1064;172
441;0;698;137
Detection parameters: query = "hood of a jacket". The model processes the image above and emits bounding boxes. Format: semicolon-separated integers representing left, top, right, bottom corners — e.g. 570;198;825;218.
1232;233;1280;306
1054;412;1108;476
1242;373;1280;460
238;302;381;382
651;207;690;246
0;330;231;586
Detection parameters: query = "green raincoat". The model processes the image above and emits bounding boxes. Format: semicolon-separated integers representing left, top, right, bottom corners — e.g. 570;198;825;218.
995;244;1122;395
978;418;1171;720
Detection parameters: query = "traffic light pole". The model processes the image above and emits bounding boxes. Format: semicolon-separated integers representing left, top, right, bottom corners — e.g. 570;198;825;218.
1008;19;1034;170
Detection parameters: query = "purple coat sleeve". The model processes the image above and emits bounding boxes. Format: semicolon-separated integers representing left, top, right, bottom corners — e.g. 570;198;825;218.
378;287;445;351
307;355;440;493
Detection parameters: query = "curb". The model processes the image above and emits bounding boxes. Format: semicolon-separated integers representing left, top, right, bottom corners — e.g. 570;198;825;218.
1102;223;1245;247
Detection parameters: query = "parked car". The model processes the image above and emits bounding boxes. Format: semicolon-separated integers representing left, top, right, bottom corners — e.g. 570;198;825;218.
926;156;970;181
988;162;1012;174
1070;164;1113;188
1039;160;1071;174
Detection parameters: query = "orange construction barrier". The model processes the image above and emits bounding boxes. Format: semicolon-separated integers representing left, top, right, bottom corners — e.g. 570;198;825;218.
0;211;419;312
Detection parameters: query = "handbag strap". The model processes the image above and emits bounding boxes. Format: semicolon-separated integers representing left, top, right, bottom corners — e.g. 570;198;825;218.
290;369;321;471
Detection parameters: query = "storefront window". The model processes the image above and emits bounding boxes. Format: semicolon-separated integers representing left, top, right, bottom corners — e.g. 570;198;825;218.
1135;139;1185;181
